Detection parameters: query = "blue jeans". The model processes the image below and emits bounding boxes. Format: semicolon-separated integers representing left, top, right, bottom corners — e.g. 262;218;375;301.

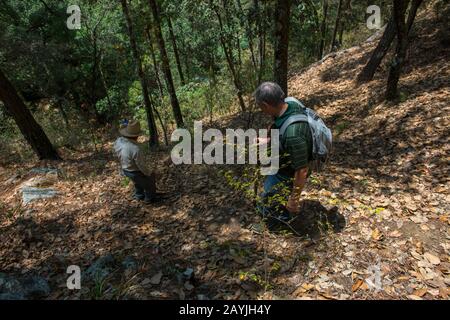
257;174;293;222
123;170;156;201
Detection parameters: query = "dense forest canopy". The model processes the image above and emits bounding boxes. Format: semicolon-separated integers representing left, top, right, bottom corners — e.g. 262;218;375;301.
0;0;395;156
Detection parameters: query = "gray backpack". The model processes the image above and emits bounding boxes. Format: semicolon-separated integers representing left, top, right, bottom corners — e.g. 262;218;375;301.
279;97;333;171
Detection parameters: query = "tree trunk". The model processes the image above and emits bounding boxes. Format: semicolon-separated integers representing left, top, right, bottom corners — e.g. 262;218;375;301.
210;0;247;112
254;0;265;84
120;0;159;147
90;28;106;125
357;0;423;84
405;0;423;33
149;93;169;146
167;16;186;86
145;26;165;99
385;0;409;100
91;32;98;113
148;0;184;128
330;0;343;52
338;0;352;46
0;68;60;160
145;27;168;145
357;17;396;84
98;51;113;115
56;97;69;127
180;37;192;81
273;0;291;95
237;0;258;74
318;0;329;60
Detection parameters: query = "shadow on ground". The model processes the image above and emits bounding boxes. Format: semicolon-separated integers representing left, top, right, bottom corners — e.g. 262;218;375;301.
277;200;346;240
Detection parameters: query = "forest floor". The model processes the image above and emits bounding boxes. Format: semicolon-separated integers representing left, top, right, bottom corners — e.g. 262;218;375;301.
0;5;449;300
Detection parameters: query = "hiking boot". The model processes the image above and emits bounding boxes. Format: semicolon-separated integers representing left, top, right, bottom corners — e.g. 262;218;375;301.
153;192;170;199
143;197;164;204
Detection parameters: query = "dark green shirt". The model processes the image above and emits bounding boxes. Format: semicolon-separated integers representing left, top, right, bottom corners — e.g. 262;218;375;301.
273;101;312;178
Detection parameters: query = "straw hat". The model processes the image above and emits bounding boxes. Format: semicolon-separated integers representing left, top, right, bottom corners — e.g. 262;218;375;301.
119;120;142;138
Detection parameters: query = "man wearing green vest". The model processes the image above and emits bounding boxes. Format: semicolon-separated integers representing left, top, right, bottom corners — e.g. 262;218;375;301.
254;82;313;228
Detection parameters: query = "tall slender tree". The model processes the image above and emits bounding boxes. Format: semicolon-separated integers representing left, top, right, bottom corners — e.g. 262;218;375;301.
166;16;186;86
236;0;257;74
0;68;60;160
357;0;423;84
330;0;343;52
273;0;291;95
145;26;165;99
148;0;184;128
385;0;409;100
357;17;396;84
338;0;352;46
318;0;329;60
210;0;247;112
254;0;266;84
120;0;158;147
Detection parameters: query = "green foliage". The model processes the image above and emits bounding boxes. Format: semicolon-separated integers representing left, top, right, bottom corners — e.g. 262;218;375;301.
96;86;129;121
0;0;394;158
334;121;349;136
121;177;130;187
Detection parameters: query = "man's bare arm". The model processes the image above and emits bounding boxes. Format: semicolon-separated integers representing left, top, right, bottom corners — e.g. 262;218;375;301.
286;167;308;213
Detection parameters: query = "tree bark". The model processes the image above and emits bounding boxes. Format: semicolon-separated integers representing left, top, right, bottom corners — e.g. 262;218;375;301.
0;68;60;160
145;27;168;145
145;26;165;99
357;0;423;84
357;17;396;84
318;0;329;60
167;16;186;86
149;93;168;146
254;0;265;84
98;51;113;116
148;0;184;128
338;0;352;46
330;0;343;52
385;0;409;100
274;0;291;95
210;0;247;112
120;0;159;147
237;0;258;74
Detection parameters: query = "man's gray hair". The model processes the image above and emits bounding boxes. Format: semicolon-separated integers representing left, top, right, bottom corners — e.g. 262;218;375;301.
253;82;285;107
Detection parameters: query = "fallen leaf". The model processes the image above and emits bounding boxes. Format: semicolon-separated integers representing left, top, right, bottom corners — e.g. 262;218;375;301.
389;230;402;238
371;228;384;241
413;288;428;297
319;293;337;300
439;287;448;299
410;250;422;260
408;295;423;300
301;283;315;291
405;203;418;212
352;279;363;292
424;252;440;265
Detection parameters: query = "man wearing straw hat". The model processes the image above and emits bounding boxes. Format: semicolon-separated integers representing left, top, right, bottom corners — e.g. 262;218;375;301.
114;119;162;204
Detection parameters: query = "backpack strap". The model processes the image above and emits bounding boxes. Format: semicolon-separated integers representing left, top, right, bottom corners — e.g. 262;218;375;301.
279;114;308;137
285;97;307;110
